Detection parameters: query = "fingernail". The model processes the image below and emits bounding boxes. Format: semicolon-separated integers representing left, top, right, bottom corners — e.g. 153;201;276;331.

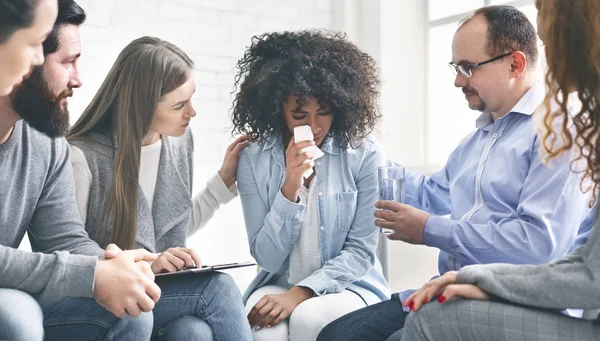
409;301;414;310
438;295;446;303
424;296;429;303
267;325;271;328
255;326;261;331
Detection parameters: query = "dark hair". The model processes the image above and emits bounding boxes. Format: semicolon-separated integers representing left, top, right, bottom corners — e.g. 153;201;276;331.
0;0;40;44
43;0;85;56
231;30;381;149
462;5;538;67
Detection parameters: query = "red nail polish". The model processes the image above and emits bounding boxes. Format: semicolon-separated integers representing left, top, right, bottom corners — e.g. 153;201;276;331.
424;296;429;303
438;295;446;303
409;301;414;310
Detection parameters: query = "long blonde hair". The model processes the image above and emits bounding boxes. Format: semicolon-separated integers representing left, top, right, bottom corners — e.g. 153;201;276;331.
68;36;194;249
537;0;600;206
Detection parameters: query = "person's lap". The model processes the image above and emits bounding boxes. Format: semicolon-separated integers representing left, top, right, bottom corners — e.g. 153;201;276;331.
154;271;251;341
317;294;408;341
246;285;367;341
40;295;153;341
152;315;213;341
403;299;600;341
9;271;248;341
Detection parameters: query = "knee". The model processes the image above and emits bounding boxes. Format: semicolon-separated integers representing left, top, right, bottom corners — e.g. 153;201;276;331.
317;319;341;341
402;312;421;336
403;305;433;339
210;272;237;290
156;316;213;341
386;328;404;341
0;289;43;341
202;272;246;318
289;299;328;336
114;311;154;340
209;272;242;299
252;323;288;341
316;316;357;341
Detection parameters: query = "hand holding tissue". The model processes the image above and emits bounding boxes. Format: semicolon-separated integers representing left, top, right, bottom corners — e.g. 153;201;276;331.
293;125;324;178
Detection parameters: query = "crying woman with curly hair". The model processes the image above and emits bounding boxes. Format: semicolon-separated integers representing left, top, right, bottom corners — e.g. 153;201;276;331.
232;30;390;341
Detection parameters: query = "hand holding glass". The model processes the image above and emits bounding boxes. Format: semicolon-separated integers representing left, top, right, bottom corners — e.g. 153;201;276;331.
378;166;405;234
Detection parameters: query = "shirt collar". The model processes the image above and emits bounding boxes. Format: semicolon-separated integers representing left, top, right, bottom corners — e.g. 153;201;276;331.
475;82;545;130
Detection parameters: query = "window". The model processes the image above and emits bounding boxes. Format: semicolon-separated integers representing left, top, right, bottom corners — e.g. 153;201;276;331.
426;0;538;166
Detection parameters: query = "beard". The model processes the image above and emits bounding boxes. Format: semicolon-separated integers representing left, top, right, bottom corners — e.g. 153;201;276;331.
462;86;487;112
10;67;73;138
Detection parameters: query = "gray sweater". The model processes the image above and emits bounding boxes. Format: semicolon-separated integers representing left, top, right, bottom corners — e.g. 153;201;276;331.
0;120;105;301
71;130;194;252
458;205;600;316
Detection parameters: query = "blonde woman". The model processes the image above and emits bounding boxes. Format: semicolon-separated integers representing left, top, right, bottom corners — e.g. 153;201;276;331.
67;36;252;341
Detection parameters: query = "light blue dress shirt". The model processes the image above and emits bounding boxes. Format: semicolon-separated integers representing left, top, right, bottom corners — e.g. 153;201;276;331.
399;83;593;307
237;134;391;305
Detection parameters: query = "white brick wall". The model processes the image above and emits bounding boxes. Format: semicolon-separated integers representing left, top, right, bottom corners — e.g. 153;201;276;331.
67;0;335;291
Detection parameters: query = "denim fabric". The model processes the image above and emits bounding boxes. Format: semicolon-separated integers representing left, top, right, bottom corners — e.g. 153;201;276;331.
237;134;390;306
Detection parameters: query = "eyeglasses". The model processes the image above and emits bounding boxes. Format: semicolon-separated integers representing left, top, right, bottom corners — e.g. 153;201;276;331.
449;51;514;78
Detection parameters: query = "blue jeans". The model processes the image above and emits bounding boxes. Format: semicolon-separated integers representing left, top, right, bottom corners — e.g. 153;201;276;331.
41;296;153;341
317;294;408;341
153;271;253;341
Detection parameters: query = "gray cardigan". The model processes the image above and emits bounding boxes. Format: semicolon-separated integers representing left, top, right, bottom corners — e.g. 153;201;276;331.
458;205;600;318
71;129;194;252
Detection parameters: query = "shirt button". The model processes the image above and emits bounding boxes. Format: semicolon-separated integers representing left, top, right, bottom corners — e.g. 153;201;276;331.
316;161;321;166
492;133;498;138
318;192;323;197
320;226;325;231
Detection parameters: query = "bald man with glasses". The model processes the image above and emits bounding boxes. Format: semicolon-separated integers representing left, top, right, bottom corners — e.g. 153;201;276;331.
318;5;594;341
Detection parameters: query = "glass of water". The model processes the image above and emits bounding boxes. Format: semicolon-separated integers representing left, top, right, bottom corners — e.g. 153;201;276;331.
378;165;405;234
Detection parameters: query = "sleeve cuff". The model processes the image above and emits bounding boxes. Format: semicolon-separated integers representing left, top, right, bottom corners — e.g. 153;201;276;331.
397;289;417;312
206;173;237;205
456;264;486;285
63;254;98;298
297;272;330;296
423;215;454;252
272;189;305;218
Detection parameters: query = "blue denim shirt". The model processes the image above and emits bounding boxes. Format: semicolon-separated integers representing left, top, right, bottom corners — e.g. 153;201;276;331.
398;84;593;309
237;134;391;305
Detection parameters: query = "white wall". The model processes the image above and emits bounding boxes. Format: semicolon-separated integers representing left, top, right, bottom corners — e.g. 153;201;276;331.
377;0;441;292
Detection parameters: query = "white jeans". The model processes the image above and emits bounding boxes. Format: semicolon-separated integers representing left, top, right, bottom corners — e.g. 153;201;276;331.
245;285;366;341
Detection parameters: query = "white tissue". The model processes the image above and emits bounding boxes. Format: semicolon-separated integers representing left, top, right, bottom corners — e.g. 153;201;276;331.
293;125;324;178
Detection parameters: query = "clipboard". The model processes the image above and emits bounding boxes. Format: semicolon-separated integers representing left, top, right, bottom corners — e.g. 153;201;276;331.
154;260;256;277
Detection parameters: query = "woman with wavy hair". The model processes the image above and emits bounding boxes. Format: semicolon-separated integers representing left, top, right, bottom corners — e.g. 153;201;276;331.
401;1;600;340
232;30;390;341
67;36;252;341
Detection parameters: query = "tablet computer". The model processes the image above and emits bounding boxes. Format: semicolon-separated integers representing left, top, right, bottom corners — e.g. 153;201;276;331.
154;260;256;277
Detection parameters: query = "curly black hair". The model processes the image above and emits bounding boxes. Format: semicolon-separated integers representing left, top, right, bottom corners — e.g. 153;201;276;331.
231;30;381;148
